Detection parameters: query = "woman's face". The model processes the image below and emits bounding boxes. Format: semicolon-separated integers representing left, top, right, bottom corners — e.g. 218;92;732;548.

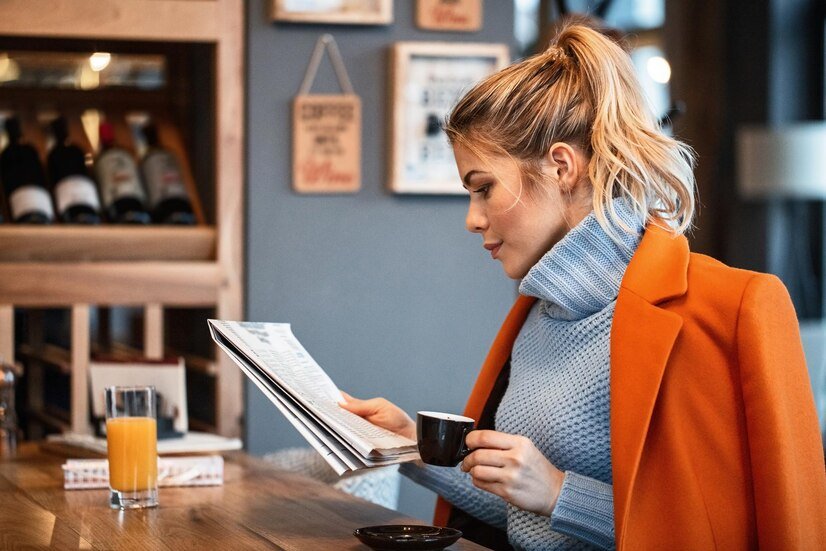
454;142;591;279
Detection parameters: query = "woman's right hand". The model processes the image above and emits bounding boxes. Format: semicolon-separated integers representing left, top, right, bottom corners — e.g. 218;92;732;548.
339;392;416;441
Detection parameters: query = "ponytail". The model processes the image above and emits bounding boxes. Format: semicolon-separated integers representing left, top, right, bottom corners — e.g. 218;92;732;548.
444;20;696;240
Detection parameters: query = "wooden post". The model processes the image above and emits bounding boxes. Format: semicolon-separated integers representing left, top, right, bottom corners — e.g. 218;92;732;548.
97;307;112;354
0;305;12;366
71;305;91;435
26;310;44;439
215;0;245;439
144;303;164;360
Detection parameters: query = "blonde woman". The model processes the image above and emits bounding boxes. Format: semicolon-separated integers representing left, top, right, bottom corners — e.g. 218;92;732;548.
343;21;826;550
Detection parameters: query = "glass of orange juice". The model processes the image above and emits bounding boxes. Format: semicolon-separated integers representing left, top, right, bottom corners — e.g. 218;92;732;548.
105;386;159;509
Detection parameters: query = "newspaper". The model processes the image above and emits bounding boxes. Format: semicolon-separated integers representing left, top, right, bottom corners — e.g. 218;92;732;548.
207;320;419;475
63;456;224;490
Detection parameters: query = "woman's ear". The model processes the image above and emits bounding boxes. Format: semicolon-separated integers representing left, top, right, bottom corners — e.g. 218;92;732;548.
545;142;583;193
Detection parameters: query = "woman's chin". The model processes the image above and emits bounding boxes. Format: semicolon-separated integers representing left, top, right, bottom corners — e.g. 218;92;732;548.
501;262;529;280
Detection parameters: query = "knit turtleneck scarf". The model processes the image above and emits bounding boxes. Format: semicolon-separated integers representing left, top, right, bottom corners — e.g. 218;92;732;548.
519;199;645;320
497;197;643;549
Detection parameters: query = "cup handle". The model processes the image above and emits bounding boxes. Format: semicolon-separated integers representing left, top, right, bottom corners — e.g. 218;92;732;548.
458;427;475;460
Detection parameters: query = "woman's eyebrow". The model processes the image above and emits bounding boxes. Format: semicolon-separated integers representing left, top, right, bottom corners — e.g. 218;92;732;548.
462;170;488;188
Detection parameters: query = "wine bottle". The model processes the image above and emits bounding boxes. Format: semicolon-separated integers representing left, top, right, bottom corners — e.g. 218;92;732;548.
93;122;151;224
0;117;55;224
140;124;195;225
47;117;102;224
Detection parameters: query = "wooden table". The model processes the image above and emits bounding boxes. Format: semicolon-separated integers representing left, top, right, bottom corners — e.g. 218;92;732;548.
0;443;488;550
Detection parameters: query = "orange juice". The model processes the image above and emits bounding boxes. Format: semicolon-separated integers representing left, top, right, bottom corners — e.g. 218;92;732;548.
106;417;158;492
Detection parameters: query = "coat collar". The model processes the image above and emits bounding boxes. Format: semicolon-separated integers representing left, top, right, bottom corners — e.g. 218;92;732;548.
611;222;689;548
619;222;689;304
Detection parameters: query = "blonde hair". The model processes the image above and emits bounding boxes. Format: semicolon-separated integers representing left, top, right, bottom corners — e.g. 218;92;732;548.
444;20;697;239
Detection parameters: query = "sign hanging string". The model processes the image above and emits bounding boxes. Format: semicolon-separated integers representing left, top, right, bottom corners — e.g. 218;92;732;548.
298;34;354;95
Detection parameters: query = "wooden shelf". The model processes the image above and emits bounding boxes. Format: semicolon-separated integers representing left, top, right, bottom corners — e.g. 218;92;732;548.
0;226;216;262
104;342;217;376
188;418;216;433
43;404;71;425
0;0;225;42
181;353;217;377
18;343;71;374
19;341;205;376
28;407;70;432
0;262;221;306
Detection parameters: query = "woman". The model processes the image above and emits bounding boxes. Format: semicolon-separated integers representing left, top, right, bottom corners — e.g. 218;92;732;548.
342;21;826;550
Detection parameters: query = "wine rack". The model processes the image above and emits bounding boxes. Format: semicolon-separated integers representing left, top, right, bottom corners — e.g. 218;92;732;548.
0;0;244;438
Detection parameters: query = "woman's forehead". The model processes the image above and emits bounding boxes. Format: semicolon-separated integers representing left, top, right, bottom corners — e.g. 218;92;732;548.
453;142;515;169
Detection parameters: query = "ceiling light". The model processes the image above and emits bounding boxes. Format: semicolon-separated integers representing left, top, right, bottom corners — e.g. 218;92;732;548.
89;52;111;72
646;56;671;84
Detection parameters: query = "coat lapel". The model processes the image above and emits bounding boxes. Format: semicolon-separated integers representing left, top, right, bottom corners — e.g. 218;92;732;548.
610;224;690;547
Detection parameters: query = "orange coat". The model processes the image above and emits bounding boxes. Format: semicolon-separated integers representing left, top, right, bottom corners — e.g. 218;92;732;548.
435;224;826;550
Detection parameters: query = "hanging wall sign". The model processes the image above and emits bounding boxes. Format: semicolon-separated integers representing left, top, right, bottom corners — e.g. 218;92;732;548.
416;0;483;32
293;95;361;193
292;34;361;194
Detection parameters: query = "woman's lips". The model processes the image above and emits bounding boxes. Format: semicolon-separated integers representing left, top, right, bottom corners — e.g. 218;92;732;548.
484;242;502;259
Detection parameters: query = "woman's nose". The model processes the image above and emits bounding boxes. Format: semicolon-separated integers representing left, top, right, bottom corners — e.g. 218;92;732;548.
465;202;488;233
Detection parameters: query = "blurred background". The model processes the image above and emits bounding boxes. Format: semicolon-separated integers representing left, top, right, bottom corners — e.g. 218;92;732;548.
0;0;823;522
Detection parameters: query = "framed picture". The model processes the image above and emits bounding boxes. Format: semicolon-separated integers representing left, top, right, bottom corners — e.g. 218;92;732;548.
271;0;393;25
417;0;483;32
388;42;509;194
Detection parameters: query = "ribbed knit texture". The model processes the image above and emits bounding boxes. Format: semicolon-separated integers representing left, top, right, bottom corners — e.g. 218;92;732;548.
401;199;643;550
550;472;615;549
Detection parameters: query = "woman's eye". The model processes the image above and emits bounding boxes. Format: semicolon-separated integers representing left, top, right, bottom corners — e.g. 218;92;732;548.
474;184;491;196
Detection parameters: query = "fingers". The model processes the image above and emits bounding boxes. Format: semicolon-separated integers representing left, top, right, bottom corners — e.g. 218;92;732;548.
461;451;520;504
459;433;562;516
465;464;511;502
461;449;507;472
338;393;369;413
471;479;506;499
339;399;369;415
338;395;385;416
465;430;525;450
465;465;503;484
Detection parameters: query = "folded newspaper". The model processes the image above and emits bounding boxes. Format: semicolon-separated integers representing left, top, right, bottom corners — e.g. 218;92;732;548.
208;320;419;474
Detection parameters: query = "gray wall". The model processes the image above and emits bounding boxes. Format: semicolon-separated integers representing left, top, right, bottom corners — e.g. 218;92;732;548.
245;1;517;520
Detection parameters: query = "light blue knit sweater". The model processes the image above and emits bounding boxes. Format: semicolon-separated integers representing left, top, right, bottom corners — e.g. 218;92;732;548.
401;200;643;550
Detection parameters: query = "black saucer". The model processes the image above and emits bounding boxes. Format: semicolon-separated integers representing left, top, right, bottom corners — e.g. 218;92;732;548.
353;524;462;550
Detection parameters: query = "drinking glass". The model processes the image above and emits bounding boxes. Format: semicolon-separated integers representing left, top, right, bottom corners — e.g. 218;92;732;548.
105;386;159;509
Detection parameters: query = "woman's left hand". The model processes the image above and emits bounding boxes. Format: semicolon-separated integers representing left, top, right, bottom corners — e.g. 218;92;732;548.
461;430;565;517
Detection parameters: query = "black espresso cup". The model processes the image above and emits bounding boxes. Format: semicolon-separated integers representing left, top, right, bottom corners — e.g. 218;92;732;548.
416;411;476;467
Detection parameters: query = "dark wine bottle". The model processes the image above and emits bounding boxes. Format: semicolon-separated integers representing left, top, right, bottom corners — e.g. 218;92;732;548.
0;117;54;224
47;117;101;224
93;122;151;224
140;124;195;225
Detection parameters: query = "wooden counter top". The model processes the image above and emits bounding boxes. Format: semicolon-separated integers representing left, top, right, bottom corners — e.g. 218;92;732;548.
0;443;487;550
